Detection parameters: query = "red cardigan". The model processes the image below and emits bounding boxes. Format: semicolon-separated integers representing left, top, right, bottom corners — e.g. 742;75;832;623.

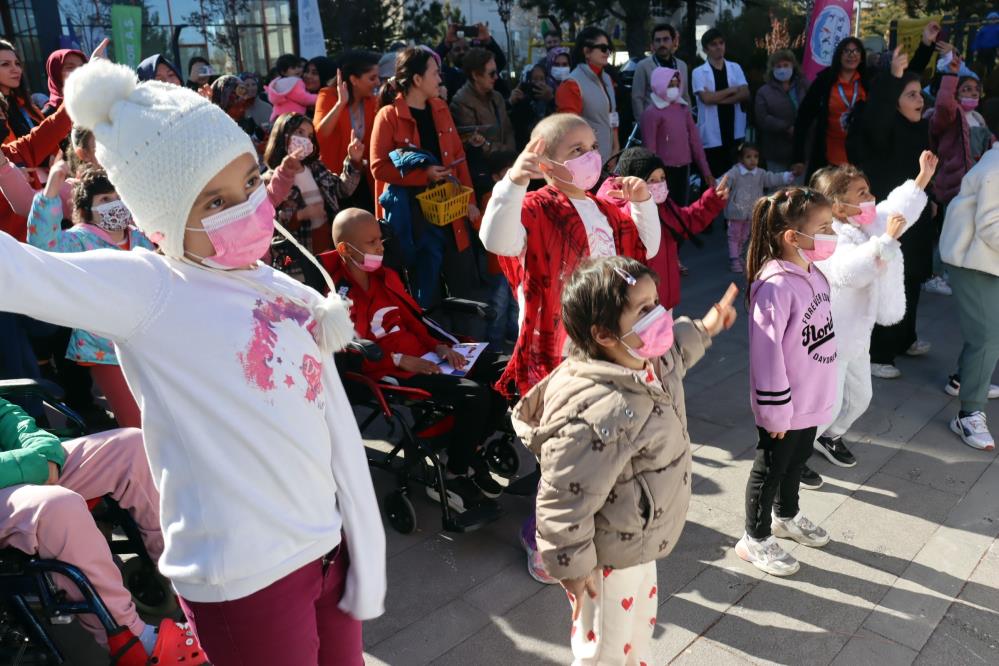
1;105;73;239
496;185;646;398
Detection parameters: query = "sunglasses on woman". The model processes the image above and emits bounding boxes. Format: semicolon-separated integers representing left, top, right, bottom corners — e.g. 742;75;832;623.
586;43;611;53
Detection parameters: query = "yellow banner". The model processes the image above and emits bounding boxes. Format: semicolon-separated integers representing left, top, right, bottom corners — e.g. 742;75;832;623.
895;15;944;71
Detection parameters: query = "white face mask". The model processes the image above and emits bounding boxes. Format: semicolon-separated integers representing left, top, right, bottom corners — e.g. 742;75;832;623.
551;66;571;82
772;66;794;82
92;199;132;232
665;87;681;101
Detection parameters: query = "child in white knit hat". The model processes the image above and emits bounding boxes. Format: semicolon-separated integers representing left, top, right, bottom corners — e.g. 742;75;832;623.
0;59;385;665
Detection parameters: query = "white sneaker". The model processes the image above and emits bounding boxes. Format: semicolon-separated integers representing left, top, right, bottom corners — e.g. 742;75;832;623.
922;276;952;296
905;340;932;356
871;363;901;379
950;412;995;451
772;512;830;547
735;534;800;576
944;375;999;399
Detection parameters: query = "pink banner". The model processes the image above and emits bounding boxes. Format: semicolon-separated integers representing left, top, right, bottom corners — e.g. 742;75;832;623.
802;0;856;81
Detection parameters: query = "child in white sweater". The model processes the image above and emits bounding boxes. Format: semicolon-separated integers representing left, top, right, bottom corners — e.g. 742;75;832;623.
0;59;384;665
808;152;937;472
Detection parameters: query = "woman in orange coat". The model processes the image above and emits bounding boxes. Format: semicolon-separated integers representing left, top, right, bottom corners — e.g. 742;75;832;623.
0;40;44;146
314;51;380;212
370;47;481;306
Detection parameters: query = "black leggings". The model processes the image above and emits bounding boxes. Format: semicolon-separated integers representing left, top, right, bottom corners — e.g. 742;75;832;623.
744;426;816;539
399;351;508;474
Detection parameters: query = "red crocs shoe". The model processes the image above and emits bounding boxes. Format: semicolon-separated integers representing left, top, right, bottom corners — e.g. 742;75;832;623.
108;619;209;665
149;619;209;664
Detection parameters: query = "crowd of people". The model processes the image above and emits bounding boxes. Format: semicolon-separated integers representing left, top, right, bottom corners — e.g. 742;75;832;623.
0;14;997;666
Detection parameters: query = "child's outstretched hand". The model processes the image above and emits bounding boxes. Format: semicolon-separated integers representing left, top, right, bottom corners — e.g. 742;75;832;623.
714;174;731;201
561;574;598;622
509;136;546;186
886;213;906;240
605;176;651;202
701;282;738;337
44;159;71;198
347;129;365;166
915;150;939;190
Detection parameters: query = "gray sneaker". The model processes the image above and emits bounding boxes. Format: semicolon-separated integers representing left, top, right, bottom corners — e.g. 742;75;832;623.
735;533;800;576
772;512;830;547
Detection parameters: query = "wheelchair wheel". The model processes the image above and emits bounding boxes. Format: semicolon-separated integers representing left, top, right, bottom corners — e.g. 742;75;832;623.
384;490;417;535
120;557;179;618
483;436;520;479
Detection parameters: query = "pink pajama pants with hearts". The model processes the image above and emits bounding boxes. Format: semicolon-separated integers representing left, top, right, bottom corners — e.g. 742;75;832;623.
568;561;658;666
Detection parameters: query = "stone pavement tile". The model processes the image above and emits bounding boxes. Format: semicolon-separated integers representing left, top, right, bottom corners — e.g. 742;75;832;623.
821;472;960;577
878;416;997;497
862;384;952;446
692;448;754;514
432;583;572;666
364;532;521;646
661;500;746;597
462;559;547;617
670;634;775;665
687;415;732;448
915;540;999;665
830;628;917;666
691;422;758;465
813;436;904;491
368;599;491;665
685;371;754;429
696;545;895;665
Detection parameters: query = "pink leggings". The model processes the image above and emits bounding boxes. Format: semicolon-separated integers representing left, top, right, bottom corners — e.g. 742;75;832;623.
727;219;751;261
179;544;363;666
0;428;162;645
89;364;141;428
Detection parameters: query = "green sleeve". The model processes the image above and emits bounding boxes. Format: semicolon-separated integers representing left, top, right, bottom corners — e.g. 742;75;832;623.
0;399;66;488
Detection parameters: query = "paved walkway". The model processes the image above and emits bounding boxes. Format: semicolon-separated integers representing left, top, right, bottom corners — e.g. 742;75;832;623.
362;231;999;666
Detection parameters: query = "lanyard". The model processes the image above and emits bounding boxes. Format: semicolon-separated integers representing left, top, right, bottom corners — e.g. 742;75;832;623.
837;80;858;111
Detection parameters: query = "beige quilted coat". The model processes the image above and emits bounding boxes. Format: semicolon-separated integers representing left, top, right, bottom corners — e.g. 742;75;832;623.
513;318;710;580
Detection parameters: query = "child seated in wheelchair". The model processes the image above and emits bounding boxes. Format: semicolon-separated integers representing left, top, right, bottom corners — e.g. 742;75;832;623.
0;397;205;664
322;208;508;512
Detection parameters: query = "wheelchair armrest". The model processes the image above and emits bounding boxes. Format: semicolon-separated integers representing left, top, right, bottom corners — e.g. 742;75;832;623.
0;378;66;402
434;298;496;321
345;339;384;362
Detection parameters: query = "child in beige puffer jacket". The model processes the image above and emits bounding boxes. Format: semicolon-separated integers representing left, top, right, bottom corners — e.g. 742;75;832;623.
513;256;737;665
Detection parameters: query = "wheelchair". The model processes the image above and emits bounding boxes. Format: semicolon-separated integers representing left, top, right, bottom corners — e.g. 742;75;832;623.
0;379;177;665
339;298;524;536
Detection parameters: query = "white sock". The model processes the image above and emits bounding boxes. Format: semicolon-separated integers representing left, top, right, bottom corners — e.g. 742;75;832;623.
138;623;158;655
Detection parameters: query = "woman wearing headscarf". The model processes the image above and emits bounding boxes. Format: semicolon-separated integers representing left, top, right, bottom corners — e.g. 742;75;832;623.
544;47;571;95
41;49;87;116
754;50;808;175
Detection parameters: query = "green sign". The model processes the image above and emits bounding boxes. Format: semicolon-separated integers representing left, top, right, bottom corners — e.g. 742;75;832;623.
110;5;142;69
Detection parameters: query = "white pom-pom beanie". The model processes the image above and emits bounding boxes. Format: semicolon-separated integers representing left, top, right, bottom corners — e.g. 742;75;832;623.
63;59;255;259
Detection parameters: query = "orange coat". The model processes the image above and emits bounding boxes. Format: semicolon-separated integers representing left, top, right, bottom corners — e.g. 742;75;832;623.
1;105;72;240
313;88;377;196
2;97;45;147
370;95;473;250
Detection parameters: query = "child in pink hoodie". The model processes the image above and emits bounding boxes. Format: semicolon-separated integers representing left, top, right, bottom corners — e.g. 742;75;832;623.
736;186;837;578
265;54;319;122
639;67;714;205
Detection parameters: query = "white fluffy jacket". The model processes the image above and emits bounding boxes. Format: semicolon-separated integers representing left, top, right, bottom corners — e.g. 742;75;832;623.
816;180;928;356
940;144;999;277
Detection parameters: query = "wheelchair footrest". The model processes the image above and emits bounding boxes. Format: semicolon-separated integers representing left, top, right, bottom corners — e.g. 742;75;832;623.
444;503;503;533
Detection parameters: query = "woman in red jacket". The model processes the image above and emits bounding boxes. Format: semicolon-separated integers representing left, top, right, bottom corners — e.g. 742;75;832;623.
314;51;381;212
370;46;480;306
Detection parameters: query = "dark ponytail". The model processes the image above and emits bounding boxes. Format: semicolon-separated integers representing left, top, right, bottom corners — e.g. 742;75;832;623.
379;47;434;107
744;187;831;299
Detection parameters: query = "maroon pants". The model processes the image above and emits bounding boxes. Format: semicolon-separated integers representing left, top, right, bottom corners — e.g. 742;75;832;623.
179;545;363;666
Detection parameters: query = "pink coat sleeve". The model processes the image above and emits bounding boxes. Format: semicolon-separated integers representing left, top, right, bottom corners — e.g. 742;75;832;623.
289;80;319;107
266;158;297;205
749;281;794;433
640;108;659;155
930;75;958;142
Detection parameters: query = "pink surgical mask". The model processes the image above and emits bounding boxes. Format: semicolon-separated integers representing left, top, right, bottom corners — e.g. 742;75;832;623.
619;305;674;359
346;243;383;272
796;231;838;263
547;150;602;191
959;97;979;111
186;186;275;269
289;134;314;157
846;200;876;226
647;181;669;204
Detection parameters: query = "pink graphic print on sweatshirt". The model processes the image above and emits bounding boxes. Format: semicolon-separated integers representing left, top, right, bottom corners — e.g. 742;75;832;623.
238;297;324;403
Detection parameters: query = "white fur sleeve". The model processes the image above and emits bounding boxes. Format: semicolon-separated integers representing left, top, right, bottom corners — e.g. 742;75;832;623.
821;234;901;290
480;174;528;257
629;195;661;259
876;180;928;236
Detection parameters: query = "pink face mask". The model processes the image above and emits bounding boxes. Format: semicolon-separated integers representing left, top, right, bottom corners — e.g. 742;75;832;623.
620;305;674;359
289;134;314;158
959;97;979;111
186;186;275;269
846;200;876;226
346;243;383;272
796;231;838;263
547;149;602;191
648;181;669;204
